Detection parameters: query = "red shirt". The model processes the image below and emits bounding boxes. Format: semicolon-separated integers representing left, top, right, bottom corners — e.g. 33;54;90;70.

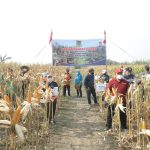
107;78;129;103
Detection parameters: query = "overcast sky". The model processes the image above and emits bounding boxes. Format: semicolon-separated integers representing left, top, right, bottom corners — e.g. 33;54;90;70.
0;0;150;64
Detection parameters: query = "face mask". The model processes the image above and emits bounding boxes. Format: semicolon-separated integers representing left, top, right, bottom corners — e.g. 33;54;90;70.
116;75;123;80
48;78;53;83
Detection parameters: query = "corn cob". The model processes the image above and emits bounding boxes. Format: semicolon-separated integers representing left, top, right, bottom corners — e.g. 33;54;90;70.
3;95;11;104
27;89;32;103
12;106;21;125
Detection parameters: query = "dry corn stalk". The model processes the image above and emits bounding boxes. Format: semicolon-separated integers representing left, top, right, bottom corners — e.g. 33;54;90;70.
27;89;32;103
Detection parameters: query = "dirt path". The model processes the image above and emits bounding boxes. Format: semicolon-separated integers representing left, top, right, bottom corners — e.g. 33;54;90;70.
47;95;119;150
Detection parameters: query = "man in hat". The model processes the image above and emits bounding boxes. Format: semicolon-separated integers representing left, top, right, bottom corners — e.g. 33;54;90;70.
141;65;150;78
20;66;30;76
105;68;129;131
19;66;30;99
123;67;135;83
84;68;98;106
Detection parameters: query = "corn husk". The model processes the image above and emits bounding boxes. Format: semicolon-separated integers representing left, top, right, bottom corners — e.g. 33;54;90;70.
0;103;10;113
110;96;118;105
0;120;11;128
21;102;31;120
140;129;150;137
15;124;24;142
117;104;126;113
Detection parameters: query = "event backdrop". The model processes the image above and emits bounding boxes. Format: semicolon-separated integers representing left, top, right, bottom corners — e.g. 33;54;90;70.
52;39;106;66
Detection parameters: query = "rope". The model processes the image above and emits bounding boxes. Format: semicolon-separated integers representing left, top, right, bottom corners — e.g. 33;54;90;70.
108;39;138;61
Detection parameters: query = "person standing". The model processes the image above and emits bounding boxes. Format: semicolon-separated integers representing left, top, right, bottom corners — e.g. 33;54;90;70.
47;75;59;124
123;67;135;83
105;68;129;130
99;69;110;83
144;65;150;75
74;70;82;97
62;68;71;96
19;66;30;99
84;68;98;106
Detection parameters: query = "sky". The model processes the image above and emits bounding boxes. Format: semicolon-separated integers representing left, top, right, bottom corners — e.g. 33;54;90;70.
0;0;150;64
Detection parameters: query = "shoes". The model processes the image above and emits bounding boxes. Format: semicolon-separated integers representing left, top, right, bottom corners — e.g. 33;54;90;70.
121;127;128;132
104;127;112;131
50;120;56;124
121;126;128;129
121;128;128;132
94;103;99;106
88;104;92;110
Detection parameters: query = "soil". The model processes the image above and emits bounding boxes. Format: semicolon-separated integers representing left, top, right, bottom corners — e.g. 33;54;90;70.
47;94;120;150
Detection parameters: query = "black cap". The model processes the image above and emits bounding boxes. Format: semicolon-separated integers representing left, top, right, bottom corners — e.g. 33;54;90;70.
145;65;149;71
20;66;29;73
125;67;132;73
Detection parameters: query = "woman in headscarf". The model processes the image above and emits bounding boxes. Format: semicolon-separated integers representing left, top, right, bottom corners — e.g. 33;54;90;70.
74;70;83;97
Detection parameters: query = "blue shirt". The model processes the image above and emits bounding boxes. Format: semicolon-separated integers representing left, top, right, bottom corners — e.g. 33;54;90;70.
75;72;82;85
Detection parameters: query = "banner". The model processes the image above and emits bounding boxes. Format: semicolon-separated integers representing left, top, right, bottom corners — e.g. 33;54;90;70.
52;39;106;66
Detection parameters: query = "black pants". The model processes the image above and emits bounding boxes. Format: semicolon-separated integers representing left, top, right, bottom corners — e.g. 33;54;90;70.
86;87;97;104
63;85;70;96
106;103;127;129
47;100;57;123
76;85;82;97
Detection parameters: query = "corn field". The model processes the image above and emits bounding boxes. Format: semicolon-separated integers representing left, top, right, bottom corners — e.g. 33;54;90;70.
0;63;150;149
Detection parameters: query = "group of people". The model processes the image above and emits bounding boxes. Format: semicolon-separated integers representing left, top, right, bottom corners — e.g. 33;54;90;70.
100;65;149;131
62;68;83;98
61;65;148;132
1;65;149;129
0;66;59;125
62;68;98;106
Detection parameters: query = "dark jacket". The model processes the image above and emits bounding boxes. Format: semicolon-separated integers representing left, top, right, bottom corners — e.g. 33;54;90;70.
84;73;94;89
48;81;58;89
100;74;110;83
123;74;135;83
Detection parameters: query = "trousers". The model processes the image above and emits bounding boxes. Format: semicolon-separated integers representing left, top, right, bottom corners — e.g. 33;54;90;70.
63;85;70;96
47;100;57;123
106;103;127;129
86;87;97;104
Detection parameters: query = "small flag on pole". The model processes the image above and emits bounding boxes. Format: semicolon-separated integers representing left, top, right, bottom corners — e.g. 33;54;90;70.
49;30;53;45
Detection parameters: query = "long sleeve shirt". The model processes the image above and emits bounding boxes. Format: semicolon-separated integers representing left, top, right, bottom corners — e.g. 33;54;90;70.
84;74;94;88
